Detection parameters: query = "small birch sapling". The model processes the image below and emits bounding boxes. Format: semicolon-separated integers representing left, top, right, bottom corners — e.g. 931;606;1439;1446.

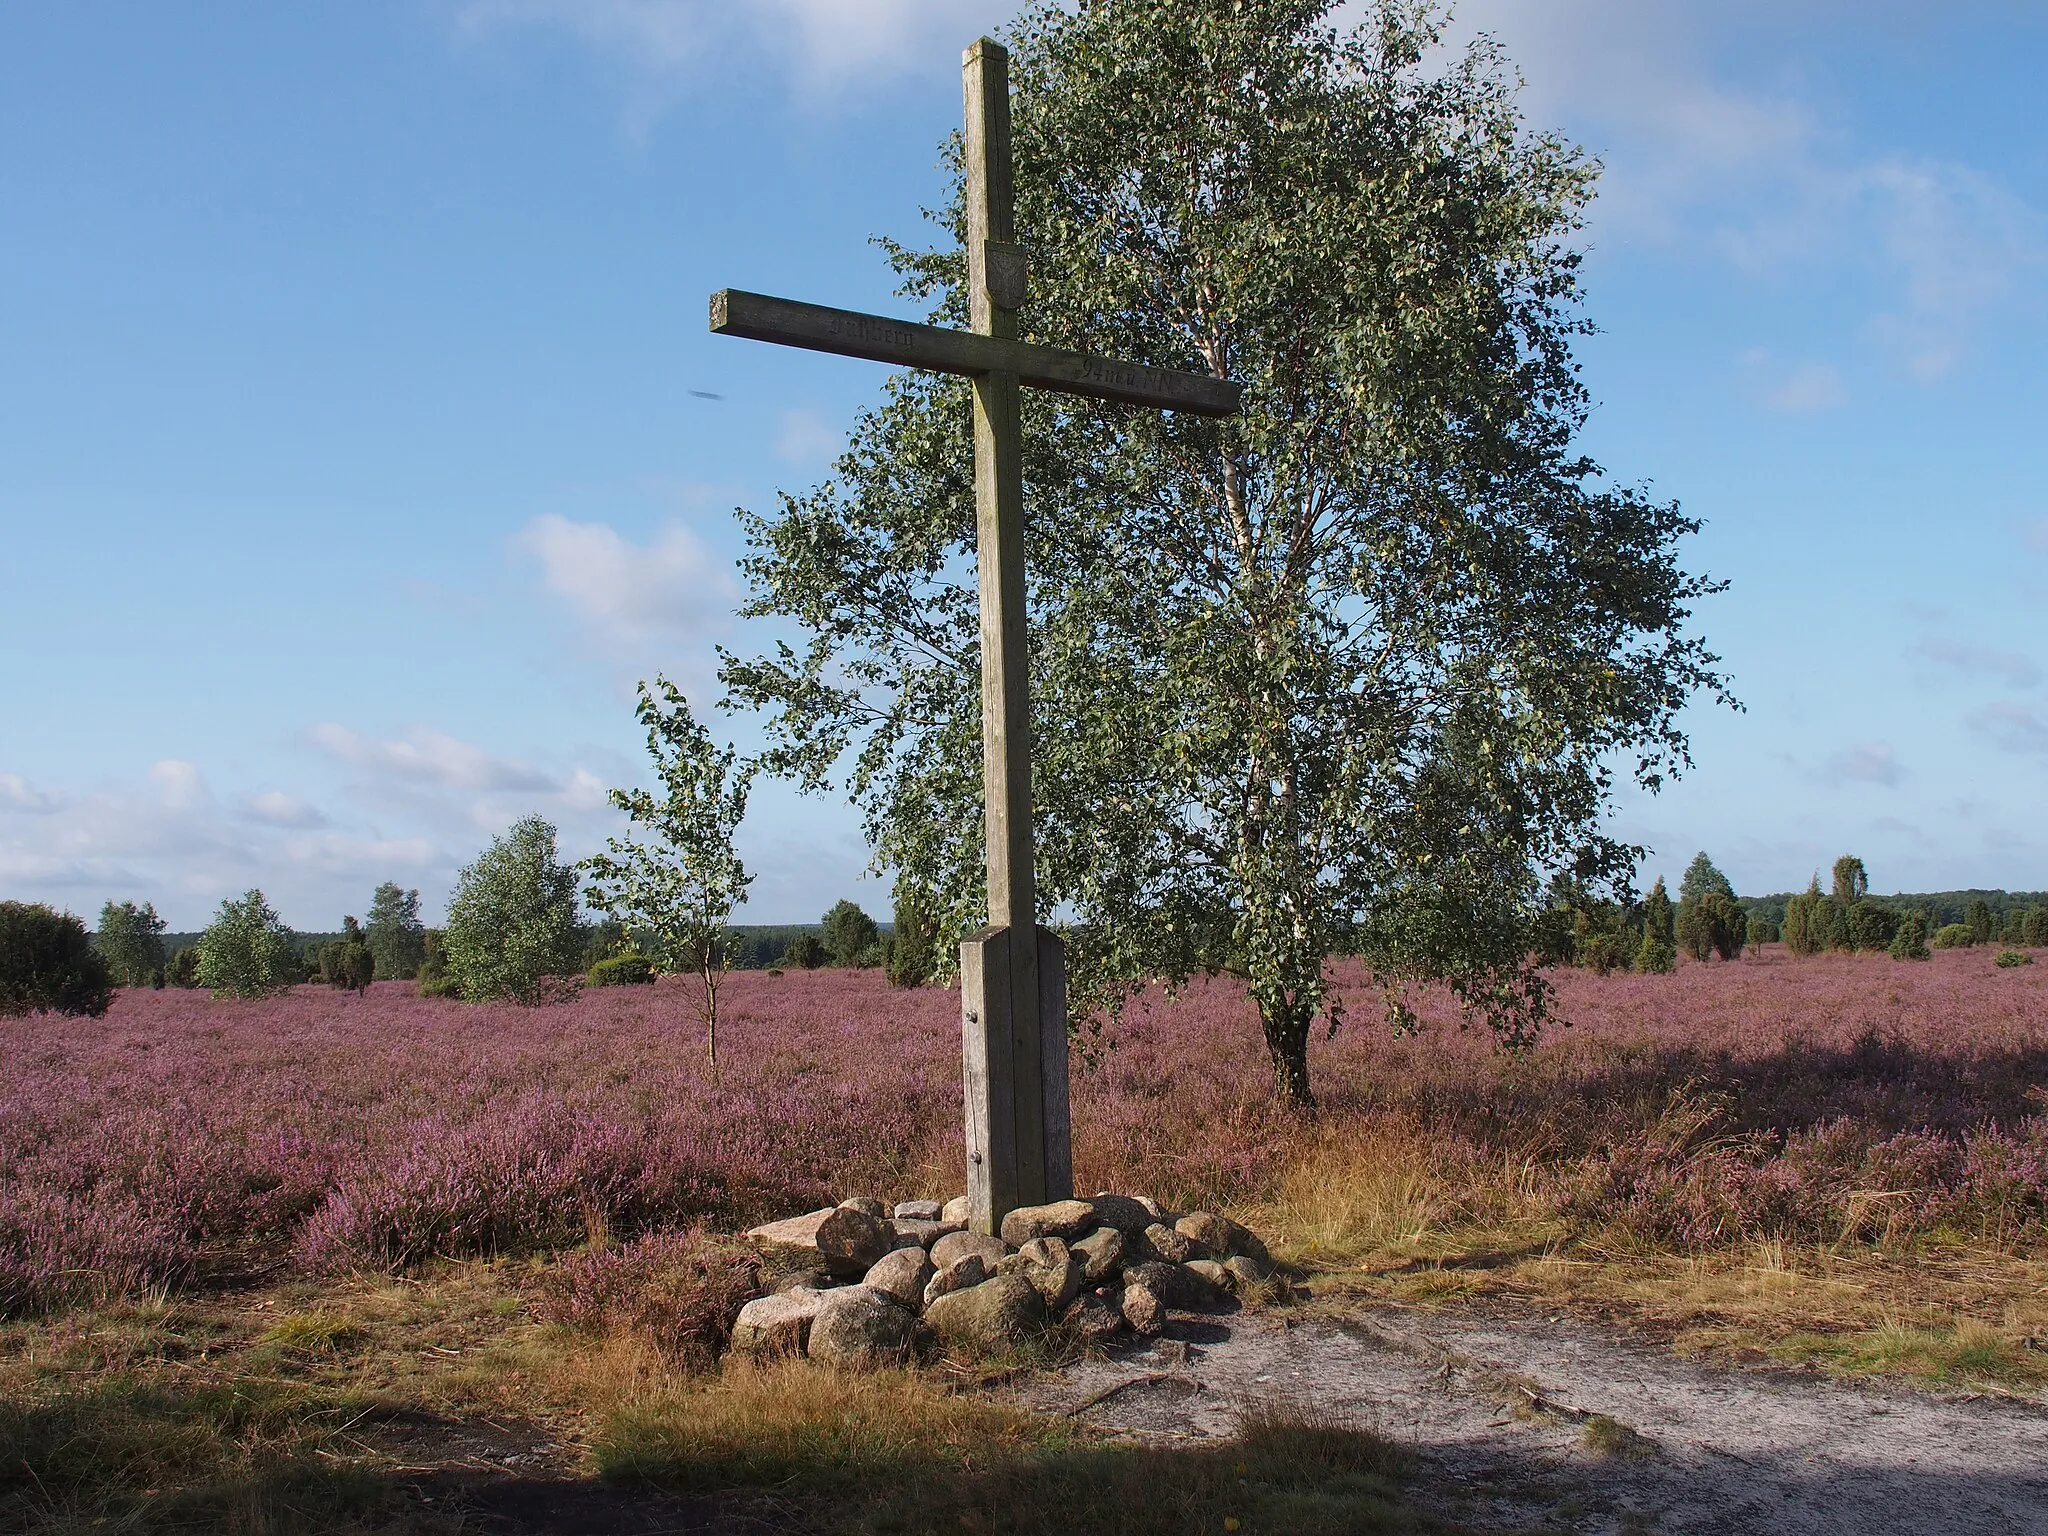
583;678;753;1071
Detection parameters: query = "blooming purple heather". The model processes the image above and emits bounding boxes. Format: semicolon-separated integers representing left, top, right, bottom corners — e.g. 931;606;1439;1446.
3;949;2045;1313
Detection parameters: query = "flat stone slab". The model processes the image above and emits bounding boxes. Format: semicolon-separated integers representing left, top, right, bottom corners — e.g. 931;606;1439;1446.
745;1208;835;1271
1000;1199;1097;1246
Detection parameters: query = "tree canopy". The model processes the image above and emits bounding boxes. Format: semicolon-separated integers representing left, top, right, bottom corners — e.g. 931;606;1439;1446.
1679;852;1736;907
365;883;426;981
95;899;167;988
197;890;298;1000
821;900;881;968
444;817;582;1004
721;0;1729;1106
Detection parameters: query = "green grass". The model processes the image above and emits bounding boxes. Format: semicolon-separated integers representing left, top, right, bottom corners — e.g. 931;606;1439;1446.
1765;1319;2048;1390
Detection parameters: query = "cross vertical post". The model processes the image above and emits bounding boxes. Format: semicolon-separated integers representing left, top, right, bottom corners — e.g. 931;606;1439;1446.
958;37;1071;1235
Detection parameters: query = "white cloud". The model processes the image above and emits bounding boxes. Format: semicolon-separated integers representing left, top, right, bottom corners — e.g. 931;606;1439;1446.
149;758;207;809
1419;0;2047;381
516;513;734;649
0;765;361;925
0;773;57;814
1912;638;2041;690
306;722;625;857
1971;702;2048;757
465;0;2046;381
563;767;613;813
240;790;331;829
1854;156;2048;379
452;0;1009;102
1824;742;1903;786
308;723;562;794
1742;351;1846;413
1767;363;1846;413
0;729;621;927
775;408;844;465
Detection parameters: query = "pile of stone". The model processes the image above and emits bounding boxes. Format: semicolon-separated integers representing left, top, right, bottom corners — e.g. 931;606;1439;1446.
732;1192;1282;1367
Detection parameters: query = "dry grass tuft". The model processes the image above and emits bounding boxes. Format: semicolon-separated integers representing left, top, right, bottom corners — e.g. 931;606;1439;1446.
597;1358;1424;1534
255;1310;365;1357
0;1373;396;1534
1244;1118;1554;1274
597;1354;1051;1489
1242;1125;2048;1392
1581;1413;1655;1457
1234;1397;1410;1478
1257;1124;1446;1261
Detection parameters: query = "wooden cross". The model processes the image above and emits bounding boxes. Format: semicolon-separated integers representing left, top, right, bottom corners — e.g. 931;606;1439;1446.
711;38;1241;1236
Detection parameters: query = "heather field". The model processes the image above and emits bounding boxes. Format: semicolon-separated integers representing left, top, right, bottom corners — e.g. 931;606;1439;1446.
7;946;2048;1317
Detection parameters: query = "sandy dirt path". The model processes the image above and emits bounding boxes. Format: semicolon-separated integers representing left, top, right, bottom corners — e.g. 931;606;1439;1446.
1013;1303;2048;1535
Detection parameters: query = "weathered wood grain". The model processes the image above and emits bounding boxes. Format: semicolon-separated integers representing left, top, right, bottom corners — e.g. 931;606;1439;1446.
708;289;1241;417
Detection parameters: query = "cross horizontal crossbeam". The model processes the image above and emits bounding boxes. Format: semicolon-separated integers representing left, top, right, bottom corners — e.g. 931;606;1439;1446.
710;289;1241;418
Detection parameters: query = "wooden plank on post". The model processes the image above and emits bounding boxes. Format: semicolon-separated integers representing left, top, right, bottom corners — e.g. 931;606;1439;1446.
961;925;1018;1235
708;290;1242;418
964;37;1016;343
1037;926;1072;1201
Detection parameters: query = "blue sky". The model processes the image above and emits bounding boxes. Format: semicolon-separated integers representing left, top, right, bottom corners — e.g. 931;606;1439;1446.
2;1;2044;929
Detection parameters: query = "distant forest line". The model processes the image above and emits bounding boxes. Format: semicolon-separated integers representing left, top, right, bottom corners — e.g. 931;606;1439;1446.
144;887;2048;977
148;922;889;974
1738;889;2048;930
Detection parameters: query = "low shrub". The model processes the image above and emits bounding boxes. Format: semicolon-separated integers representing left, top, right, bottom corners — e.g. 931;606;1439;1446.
442;817;581;1004
1996;951;2034;969
1677;893;1745;962
317;918;375;993
1890;914;1931;962
0;903;114;1018
529;1227;759;1367
887;890;942;989
290;1107;747;1273
1848;899;1901;953
1633;929;1676;975
1933;923;1975;950
1574;910;1632;975
0;1186;188;1313
780;934;825;970
588;952;655;987
95;899;167;988
416;929;459;998
822;901;880;968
